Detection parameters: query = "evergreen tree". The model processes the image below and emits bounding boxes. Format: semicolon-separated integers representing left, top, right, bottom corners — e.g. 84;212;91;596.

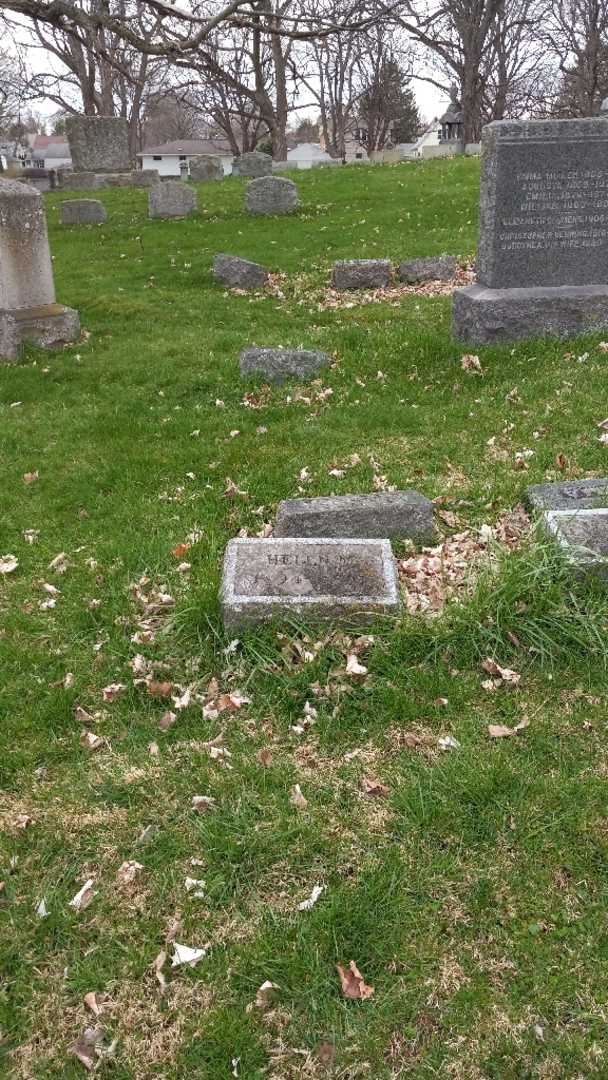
359;61;421;150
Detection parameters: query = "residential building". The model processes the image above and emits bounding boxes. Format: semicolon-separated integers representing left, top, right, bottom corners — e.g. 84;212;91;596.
138;138;233;177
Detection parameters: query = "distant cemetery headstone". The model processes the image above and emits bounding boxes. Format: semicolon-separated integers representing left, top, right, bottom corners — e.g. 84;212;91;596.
60;199;107;225
274;491;434;544
213;254;269;289
399;255;457;283
454;117;608;343
0;179;79;362
190;155;223;182
544;508;608;583
234;151;272;178
66;115;132;173
245;176;298;216
333;259;391;289
221;537;401;630
148;181;197;219
240;346;330;382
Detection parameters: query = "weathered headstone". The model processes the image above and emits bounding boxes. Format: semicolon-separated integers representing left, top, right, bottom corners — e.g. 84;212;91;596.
274;491;434;543
190;155;223;182
526;478;608;513
179;160;189;181
234;151;272;178
213;254;269;289
0;179;79;362
399;255;457;283
220;537;401;630
245;176;298;216
544;508;608;582
333;260;391;289
148;181;197;220
454;117;608;343
66;115;132;173
60;199;107;225
240;346;330;382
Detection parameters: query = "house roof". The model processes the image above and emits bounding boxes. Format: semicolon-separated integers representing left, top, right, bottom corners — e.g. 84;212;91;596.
31;134;69;150
138;138;232;157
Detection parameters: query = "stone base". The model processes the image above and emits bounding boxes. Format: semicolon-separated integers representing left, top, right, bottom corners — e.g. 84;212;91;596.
0;304;80;362
60;170;159;190
453;283;608;344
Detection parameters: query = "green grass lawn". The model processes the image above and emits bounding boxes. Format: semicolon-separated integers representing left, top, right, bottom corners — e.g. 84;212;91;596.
3;158;608;1078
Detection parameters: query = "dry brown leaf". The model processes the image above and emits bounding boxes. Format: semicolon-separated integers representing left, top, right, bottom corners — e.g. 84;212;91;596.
23;470;39;485
336;960;374;1000
481;658;521;685
172;542;192;559
84;992;102;1016
153;949;167;992
159;710;177;731
345;653;368;677
116;860;143;884
102;683;126;702
256;748;273;767
251;980;279;1009
555;452;568;471
488;719;530;739
461;353;483;375
0;554;18;574
80;731;104;751
69;1027;105;1070
148;680;173;698
192;795;216;812
360;776;389;797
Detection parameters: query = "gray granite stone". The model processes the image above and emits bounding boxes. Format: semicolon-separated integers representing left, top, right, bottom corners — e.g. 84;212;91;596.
190;155;224;182
477;118;608;290
234;151;272;178
453;282;608;344
220;537;401;630
1;304;80;363
131;170;160;188
274;491;434;543
544;508;608;582
526;478;608;513
454;117;608;344
0;179;56;311
60;199;107;225
245;176;298;216
148;181;197;219
59;171;100;190
59;169;158;190
66;115;132;173
333;260;391;289
398;255;457;283
213;253;269;289
240;347;330;382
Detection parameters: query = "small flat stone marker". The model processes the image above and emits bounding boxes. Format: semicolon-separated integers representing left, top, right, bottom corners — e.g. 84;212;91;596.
399;255;457;283
148;180;197;219
526;478;608;513
245;176;298;216
240;346;330;382
544;508;608;582
60;199;107;225
333;260;391;290
214;254;269;289
220;538;400;630
274;491;434;543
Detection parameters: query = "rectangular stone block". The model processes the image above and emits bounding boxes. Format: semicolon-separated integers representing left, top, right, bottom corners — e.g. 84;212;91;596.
0;179;56;311
60;199;107;225
274;491;434;544
477;118;608;290
1;304;80;362
240;347;330;382
544;508;608;582
453;282;608;344
220;538;400;630
333;260;391;289
66;115;132;173
526;478;608;513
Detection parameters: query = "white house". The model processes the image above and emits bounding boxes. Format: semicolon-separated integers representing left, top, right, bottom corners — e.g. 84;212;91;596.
29;134;72;170
400;121;440;159
138;138;233;177
286;142;334;169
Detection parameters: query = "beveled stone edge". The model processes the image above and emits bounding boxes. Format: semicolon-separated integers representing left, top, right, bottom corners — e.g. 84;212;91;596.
544;508;608;566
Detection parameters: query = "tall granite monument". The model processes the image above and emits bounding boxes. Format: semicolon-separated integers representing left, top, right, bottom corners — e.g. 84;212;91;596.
0;179;79;361
454;117;608;343
63;116;158;189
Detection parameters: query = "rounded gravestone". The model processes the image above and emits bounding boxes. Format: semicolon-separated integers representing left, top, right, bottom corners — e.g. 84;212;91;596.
148;181;197;220
234;151;272;178
245;176;298;217
190;155;223;182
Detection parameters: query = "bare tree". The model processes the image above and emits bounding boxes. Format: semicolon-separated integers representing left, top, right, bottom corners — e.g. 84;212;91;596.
540;0;608;116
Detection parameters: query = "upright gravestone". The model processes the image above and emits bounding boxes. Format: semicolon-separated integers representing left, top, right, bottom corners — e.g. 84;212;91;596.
233;151;272;178
245;176;298;216
148;180;197;220
454;117;608;343
0;179;79;362
190;155;223;182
